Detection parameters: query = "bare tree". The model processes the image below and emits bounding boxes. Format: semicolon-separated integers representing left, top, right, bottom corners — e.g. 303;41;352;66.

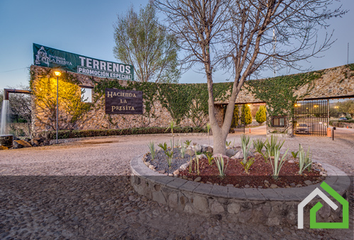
156;0;346;154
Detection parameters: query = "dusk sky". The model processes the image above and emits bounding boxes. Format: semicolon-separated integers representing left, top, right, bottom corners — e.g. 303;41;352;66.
0;0;353;91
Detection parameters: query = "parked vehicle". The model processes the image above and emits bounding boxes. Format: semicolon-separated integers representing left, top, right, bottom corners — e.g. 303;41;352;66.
295;123;310;134
338;117;347;120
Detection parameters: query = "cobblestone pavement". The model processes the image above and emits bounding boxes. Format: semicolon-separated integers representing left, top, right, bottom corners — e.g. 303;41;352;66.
0;129;353;239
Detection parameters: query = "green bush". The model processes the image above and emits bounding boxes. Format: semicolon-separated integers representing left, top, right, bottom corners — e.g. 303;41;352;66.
255;105;266;124
42;126;206;140
241;104;252;125
231;105;239;127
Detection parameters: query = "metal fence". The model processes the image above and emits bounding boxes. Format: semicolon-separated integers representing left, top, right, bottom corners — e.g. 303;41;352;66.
294;100;328;136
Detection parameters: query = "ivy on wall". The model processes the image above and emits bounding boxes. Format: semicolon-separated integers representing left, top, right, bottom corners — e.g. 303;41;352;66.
93;79;232;125
245;71;323;132
245;71;323;117
30;69;93;130
30;65;334;132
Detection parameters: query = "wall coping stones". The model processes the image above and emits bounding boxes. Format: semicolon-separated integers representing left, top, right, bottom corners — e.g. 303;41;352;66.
131;155;350;201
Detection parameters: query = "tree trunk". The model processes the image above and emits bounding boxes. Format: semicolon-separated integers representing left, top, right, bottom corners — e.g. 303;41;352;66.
211;124;227;155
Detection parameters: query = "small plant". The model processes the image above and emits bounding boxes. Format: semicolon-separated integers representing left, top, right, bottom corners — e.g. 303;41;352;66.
148;141;156;160
166;120;175;150
291;150;299;159
165;150;173;168
215;155;227;178
158;142;168;152
264;135;285;158
189;157;193;173
184;140;192;148
240;158;255;174
180;143;186;158
226;141;231;147
195;150;200;175
206;123;211;145
253;139;266;160
298;145;312;175
205;152;214;165
269;147;289;179
240;135;252;164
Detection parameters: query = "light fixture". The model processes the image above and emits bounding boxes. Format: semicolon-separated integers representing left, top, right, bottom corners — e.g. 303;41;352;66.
54;70;61;144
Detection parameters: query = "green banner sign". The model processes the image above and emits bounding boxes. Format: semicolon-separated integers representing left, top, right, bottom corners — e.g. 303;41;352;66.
33;43;134;81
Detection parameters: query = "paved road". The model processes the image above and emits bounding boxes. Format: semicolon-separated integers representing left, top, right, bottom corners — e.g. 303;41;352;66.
0;130;353;239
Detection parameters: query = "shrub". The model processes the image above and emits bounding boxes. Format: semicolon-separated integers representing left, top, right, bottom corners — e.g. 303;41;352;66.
255;105;267;124
43;126;206;139
241;104;252;125
231;105;239;127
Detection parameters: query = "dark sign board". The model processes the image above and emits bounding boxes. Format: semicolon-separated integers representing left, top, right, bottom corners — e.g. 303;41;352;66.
105;88;143;114
33;43;134;81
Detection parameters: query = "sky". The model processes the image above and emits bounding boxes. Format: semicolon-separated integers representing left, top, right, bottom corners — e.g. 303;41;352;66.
0;0;354;91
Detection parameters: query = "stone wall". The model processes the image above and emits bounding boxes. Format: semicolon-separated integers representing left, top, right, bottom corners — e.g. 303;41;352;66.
227;64;354;104
30;64;354;136
30;66;209;136
131;155;351;227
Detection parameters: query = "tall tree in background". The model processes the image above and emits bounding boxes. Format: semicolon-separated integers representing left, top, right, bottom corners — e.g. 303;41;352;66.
231;104;239;128
241;104;252;126
114;3;180;83
256;106;267;125
156;0;346;154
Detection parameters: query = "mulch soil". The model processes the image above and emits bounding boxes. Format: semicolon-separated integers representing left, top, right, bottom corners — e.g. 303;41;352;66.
178;154;324;188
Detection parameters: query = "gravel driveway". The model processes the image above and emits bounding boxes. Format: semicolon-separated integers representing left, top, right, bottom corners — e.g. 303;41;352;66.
0;129;353;239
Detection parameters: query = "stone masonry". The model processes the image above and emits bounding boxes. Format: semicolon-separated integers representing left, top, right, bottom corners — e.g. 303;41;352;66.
30;64;354;136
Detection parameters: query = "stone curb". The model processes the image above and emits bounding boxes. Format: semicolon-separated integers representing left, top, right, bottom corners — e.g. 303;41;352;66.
131;155;350;201
130;154;351;226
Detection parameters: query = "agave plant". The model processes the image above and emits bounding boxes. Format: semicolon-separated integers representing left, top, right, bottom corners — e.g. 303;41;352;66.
148;141;156;160
253;139;266;160
269;147;289;179
240;157;254;174
180;143;186;158
240;135;252;164
298;144;312;174
206;152;214;165
215;155;227;178
166;120;176;149
291;150;299;159
184;140;192;148
189;157;193;173
165;150;173;168
264;135;285;158
158;142;168;152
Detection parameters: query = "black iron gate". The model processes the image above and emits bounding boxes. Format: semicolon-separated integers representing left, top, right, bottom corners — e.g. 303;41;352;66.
294;100;328;136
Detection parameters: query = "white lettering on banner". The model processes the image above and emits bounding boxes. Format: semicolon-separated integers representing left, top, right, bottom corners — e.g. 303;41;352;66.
126;65;131;74
100;61;106;70
107;62;112;72
77;66;132;80
113;63;119;72
79;56;85;66
86;58;92;68
120;65;125;73
93;59;99;69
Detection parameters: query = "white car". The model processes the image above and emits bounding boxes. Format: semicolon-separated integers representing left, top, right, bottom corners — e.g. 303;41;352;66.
296;123;310;134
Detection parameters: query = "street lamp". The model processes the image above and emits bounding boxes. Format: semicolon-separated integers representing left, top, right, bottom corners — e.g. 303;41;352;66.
54;70;61;144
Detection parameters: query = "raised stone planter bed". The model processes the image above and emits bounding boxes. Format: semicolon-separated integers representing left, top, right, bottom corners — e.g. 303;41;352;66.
131;155;351;227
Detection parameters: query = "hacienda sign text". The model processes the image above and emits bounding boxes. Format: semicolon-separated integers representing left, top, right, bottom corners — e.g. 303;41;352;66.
105;88;143;115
